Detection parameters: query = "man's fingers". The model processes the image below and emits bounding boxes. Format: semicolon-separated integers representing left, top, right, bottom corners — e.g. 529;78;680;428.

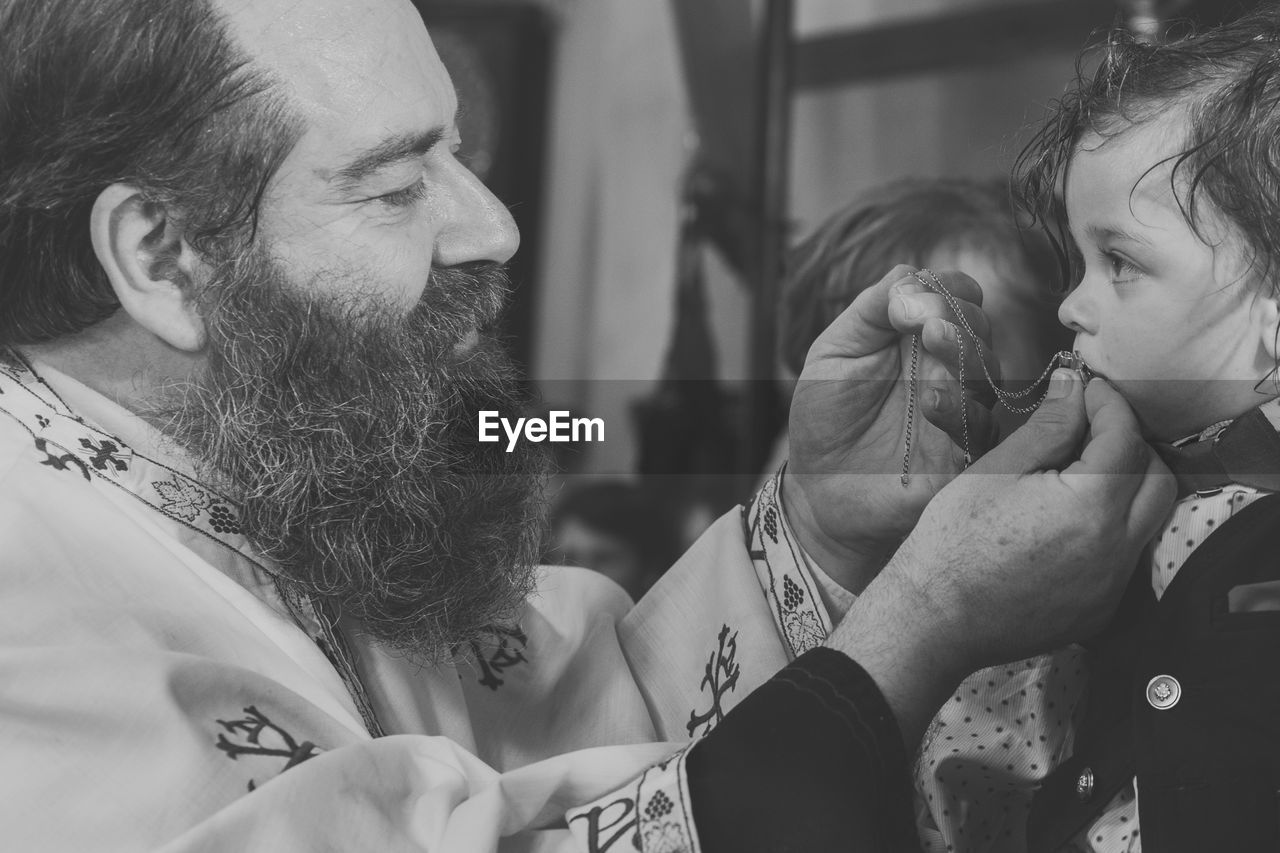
913;268;985;307
971;369;1087;475
918;317;1000;407
920;380;998;458
891;294;992;346
1126;449;1177;541
1064;380;1151;479
807;264;922;363
806;265;991;371
1056;380;1173;520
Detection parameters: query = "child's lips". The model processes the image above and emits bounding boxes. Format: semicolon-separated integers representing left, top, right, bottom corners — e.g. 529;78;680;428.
1059;350;1105;382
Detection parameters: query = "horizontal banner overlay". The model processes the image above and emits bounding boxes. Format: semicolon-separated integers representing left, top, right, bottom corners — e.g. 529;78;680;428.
467;378;1278;476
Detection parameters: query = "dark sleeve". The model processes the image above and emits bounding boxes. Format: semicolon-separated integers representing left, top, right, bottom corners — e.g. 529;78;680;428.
685;646;919;852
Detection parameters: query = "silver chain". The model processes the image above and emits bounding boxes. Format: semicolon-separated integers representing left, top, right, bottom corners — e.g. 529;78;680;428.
899;268;1089;486
901;335;919;486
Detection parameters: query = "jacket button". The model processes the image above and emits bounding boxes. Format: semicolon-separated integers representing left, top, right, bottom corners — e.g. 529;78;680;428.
1075;767;1094;802
1146;674;1182;710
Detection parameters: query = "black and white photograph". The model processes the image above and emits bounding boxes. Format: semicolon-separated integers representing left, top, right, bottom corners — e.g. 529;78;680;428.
0;0;1275;849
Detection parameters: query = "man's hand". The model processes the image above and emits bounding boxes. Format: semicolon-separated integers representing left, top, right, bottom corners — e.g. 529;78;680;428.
825;370;1175;743
785;265;1000;590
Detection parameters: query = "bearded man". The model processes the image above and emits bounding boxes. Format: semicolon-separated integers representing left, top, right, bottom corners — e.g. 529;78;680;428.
0;0;1173;850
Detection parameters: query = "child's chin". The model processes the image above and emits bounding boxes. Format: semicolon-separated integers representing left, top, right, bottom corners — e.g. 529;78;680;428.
1128;392;1222;443
1101;380;1172;438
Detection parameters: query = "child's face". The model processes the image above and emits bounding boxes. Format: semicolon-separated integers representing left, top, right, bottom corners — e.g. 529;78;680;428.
1060;117;1280;440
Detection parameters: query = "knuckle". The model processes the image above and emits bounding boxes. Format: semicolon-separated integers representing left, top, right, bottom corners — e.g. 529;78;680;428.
1114;438;1148;475
1028;406;1071;434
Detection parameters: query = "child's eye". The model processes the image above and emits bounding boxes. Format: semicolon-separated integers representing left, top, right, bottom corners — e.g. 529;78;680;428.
1104;250;1141;281
374;179;429;208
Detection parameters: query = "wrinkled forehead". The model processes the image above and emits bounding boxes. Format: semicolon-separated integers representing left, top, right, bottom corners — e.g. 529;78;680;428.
216;0;454;131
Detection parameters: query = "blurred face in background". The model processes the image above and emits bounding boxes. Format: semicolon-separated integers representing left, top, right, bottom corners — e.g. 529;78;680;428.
928;244;1070;436
776;180;1070;442
553;517;648;599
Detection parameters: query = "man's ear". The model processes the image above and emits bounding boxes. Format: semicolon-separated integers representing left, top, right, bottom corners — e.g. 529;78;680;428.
90;184;207;352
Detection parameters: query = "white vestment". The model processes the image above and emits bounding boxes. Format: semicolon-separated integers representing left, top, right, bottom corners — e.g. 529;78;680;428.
0;352;835;852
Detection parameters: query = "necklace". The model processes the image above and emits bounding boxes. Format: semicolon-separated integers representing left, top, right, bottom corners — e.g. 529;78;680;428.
900;268;1095;485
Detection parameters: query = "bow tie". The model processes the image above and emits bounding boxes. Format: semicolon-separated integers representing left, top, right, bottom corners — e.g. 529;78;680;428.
1153;406;1280;499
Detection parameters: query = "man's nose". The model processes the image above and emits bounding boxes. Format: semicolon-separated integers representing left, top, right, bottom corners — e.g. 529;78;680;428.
433;160;520;266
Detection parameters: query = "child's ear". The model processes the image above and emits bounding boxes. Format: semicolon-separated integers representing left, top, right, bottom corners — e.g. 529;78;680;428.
90;184;208;352
1261;288;1280;364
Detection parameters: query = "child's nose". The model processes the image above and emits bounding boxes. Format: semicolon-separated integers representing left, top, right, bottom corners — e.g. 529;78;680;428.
1057;285;1093;334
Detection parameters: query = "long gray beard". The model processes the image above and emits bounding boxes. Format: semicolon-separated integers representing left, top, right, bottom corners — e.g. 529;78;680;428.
161;251;549;659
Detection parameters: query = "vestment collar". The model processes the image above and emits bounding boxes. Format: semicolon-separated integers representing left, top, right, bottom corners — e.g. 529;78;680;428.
0;348;385;736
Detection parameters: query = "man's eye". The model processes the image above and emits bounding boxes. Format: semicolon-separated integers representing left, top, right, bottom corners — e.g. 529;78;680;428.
375;179;429;207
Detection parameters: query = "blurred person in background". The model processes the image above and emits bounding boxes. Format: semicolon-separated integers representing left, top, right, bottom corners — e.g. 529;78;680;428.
778;177;1071;446
549;480;673;599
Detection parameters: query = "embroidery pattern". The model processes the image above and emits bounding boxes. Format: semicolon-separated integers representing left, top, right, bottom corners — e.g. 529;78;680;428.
0;352;256;559
215;705;324;792
453;624;529;691
152;475;243;533
35;437;90;480
567;747;701;853
686;624;740;737
780;576;825;654
153;476;211;522
742;470;833;659
79;437;129;473
0;350;385;739
762;504;779;543
565;797;638;853
639;792;690;853
0;351;24;384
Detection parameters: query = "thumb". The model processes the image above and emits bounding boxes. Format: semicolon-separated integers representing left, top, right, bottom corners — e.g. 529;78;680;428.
973;369;1088;476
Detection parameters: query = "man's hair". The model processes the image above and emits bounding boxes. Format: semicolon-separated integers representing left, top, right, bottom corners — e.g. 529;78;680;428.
1015;6;1280;294
778;177;1059;376
0;0;302;344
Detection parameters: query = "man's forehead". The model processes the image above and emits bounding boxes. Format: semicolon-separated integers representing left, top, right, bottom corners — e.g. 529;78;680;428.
215;0;454;130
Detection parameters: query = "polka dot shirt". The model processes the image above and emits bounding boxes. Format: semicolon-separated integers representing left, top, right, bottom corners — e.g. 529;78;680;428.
914;401;1280;853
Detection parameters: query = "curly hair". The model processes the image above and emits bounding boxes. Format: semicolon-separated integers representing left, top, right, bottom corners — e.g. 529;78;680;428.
0;0;303;344
1015;6;1280;294
778;177;1060;376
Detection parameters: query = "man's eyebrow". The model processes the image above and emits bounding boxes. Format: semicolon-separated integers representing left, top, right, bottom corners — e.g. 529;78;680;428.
331;126;448;187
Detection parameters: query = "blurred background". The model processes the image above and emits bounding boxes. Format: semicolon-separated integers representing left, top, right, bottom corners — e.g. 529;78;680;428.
413;0;1266;598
